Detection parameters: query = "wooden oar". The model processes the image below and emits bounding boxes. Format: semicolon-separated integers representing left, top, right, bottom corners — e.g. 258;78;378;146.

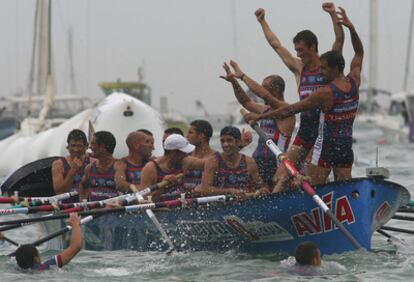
0;178;180;235
392;214;414;222
0;195;232;227
0;191;78;206
1;234;19;246
240;109;363;250
376;229;407;246
0;177;177;216
7;215;96;257
381;226;414;235
131;184;176;253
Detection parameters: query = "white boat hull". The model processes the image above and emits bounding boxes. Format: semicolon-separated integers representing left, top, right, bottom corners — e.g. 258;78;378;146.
0;93;165;176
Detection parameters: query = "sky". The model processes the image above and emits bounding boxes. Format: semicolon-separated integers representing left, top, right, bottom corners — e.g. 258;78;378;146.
0;0;413;117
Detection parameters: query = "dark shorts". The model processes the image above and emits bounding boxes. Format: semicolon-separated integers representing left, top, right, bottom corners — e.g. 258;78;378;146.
254;156;278;186
310;138;354;168
292;115;319;150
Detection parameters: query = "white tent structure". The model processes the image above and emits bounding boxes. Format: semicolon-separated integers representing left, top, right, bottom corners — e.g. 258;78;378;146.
0;93;165;176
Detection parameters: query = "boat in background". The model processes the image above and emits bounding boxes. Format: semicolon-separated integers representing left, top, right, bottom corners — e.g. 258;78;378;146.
0;92;165;177
356;1;414;143
0;0;91;140
374;90;414;143
99;71;189;133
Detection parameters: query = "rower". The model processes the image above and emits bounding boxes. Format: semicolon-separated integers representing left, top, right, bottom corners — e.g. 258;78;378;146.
137;129;155;156
139;134;205;201
79;131;120;201
51;129;91;203
195;126;269;197
15;213;82;271
162;127;184;145
253;3;344;192
184;120;216;192
246;7;363;185
220;61;295;186
115;131;154;192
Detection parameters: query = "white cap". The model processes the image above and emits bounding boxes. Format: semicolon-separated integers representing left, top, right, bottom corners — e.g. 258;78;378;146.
164;134;195;153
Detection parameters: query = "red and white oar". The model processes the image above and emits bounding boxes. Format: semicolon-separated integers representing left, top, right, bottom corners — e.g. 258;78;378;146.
240;109;363;250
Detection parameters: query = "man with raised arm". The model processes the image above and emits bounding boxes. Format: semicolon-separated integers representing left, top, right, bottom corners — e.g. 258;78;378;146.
195;126;269;197
52;129;91;203
15;213;83;271
220;61;295;186
114;131;154;193
246;7;363;185
254;3;344;192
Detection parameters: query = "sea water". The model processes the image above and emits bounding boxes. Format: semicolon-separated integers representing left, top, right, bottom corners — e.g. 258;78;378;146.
0;122;414;281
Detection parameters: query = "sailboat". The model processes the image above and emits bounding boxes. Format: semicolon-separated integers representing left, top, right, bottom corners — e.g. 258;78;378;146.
356;0;414;143
372;1;414;143
0;1;165;177
0;0;90;140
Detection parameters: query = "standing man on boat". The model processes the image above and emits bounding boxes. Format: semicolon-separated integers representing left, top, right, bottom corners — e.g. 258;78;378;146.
246;7;363;185
114;131;154;193
220;61;295;186
184;120;216;192
15;213;83;271
139;134;205;201
79;131;120;201
254;3;344;192
52;129;91;203
195;126;269;197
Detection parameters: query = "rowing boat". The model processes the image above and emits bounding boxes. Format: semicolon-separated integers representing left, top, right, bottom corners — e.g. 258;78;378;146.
1;158;409;254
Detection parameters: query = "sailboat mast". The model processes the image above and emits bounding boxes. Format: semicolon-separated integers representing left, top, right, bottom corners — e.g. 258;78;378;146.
368;0;378;113
403;1;414;91
26;0;40;115
48;0;52;76
36;0;49;96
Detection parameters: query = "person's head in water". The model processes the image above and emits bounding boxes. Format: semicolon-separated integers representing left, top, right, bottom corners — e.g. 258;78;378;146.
295;241;321;266
15;244;40;269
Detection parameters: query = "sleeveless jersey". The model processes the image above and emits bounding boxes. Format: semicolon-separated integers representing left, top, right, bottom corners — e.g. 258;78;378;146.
183;168;203;192
88;162;119;201
253;108;290;161
124;159;147;185
61;156;90;203
213;152;253;192
151;160;183;199
294;65;326;148
311;76;359;166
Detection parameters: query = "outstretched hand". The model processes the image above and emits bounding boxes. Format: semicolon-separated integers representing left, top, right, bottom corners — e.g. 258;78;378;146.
240;128;253;147
322;2;336;14
220;62;236;82
255;8;265;22
229;60;244;79
337;7;354;30
243;112;261;123
67;213;81;227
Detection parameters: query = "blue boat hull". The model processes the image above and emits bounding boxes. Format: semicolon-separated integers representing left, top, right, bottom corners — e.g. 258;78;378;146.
62;177;409;255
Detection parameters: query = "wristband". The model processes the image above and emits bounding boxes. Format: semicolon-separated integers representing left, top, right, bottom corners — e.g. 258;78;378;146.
240;73;245;81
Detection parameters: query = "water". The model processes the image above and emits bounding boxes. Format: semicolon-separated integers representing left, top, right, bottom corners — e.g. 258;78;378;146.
1;122;414;281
